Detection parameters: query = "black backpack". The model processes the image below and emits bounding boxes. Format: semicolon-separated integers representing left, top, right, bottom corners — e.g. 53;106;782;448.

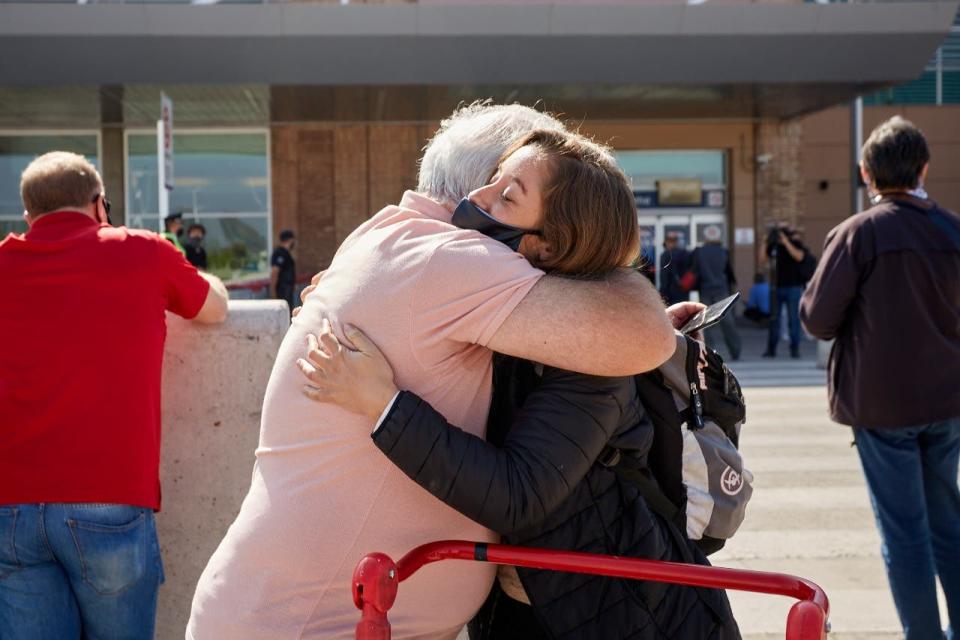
604;334;751;555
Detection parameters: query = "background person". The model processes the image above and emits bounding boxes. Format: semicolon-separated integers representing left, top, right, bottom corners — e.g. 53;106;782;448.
743;273;771;324
0;151;228;640
659;230;691;305
270;229;296;311
691;224;741;360
800;116;960;640
162;211;186;255
760;222;810;358
185;222;208;270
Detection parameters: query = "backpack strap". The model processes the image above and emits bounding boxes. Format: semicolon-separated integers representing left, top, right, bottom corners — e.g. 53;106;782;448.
681;336;705;430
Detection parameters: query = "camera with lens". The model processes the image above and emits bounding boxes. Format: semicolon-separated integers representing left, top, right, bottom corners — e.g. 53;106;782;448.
766;222;794;252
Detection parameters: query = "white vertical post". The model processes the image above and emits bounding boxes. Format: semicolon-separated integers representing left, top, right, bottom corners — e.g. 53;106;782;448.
851;97;864;214
158;92;173;233
157;119;168;232
936;47;943;106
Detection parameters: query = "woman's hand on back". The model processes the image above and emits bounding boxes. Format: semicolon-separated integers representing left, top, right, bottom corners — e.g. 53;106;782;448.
296;318;399;423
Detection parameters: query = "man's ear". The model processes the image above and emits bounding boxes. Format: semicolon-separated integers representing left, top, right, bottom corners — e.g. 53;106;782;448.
22;210;33;228
859;163;872;189
919;162;930;185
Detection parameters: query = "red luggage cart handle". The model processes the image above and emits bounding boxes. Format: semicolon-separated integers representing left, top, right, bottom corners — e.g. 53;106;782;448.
353;540;830;640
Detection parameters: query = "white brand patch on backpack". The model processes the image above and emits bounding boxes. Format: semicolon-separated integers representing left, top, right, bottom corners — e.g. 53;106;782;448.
720;466;744;496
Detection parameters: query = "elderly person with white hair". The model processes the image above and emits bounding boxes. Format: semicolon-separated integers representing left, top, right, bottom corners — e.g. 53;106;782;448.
187;103;685;640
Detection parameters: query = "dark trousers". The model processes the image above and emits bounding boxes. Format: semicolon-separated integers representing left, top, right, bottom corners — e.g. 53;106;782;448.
767;286;803;354
702;290;741;360
276;284;296;312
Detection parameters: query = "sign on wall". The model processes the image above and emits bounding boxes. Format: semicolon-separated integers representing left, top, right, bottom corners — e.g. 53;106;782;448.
734;227;755;246
634;188;725;209
657;179;702;206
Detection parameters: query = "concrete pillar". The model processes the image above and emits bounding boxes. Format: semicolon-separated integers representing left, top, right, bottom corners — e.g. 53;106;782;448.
99;85;126;226
154;300;289;640
755;119;805;231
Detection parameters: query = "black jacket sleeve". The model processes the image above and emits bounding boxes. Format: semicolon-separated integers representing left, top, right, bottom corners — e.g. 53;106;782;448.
372;367;634;535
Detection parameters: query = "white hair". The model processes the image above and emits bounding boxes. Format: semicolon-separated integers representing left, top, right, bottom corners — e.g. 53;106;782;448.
417;102;566;206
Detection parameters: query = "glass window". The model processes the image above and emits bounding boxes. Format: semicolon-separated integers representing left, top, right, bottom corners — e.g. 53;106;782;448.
615;150;726;188
127;132;268;216
0;133;99;236
126;131;270;282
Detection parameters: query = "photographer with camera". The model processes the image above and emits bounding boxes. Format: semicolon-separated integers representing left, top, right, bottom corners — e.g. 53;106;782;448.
760;222;811;358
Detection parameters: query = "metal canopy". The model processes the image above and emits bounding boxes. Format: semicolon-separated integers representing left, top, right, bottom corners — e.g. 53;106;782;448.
0;1;957;119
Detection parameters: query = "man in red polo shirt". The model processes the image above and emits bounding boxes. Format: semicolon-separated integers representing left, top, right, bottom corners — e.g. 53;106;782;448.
0;151;228;639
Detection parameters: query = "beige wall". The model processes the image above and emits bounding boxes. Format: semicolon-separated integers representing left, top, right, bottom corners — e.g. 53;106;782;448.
798;104;960;256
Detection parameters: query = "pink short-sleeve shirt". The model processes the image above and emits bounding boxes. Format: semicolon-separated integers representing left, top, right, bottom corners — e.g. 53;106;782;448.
188;192;543;640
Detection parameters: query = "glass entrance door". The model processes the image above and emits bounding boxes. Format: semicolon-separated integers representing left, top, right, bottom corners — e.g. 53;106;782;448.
638;211;727;292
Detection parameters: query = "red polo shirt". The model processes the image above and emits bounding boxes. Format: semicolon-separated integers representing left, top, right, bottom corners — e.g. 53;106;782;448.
0;212;210;510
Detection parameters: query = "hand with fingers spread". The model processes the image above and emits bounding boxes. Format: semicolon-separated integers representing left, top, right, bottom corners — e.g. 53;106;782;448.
296;318;399;422
291;270;326;318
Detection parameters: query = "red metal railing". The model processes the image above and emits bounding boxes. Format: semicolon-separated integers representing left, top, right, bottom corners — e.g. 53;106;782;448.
353;540;830;640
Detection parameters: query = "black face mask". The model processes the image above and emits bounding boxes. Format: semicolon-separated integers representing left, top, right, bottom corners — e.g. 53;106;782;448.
451;198;537;252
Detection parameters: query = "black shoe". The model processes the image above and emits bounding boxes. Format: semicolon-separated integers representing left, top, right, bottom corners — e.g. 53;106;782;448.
762;350;776;358
790;348;800;359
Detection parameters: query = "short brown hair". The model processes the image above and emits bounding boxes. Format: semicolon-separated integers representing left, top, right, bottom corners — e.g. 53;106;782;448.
499;129;639;278
20;151;103;217
861;116;930;191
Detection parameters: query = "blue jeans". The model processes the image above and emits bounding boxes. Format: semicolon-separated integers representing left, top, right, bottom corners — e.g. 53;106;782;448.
767;285;803;353
854;418;960;640
0;504;164;640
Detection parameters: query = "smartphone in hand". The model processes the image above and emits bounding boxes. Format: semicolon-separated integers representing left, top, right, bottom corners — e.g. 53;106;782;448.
680;292;741;335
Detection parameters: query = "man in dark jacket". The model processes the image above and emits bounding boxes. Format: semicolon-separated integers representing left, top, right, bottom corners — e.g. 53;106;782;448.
658;231;690;305
270;229;296;311
185;222;208;271
800;116;960;640
692;225;741;360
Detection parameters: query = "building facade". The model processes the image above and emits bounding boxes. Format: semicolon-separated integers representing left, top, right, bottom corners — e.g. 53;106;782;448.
1;0;957;292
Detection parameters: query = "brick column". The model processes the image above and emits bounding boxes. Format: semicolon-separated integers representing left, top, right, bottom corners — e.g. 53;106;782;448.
270;123;422;277
755;119;804;233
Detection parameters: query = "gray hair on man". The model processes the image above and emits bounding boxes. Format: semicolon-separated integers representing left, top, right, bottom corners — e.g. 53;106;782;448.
417;102;566;206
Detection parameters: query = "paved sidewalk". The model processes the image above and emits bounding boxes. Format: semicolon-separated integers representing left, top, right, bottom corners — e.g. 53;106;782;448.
713;386;949;639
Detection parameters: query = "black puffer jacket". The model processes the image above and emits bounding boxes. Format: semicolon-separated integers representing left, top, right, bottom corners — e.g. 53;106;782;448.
372;355;740;640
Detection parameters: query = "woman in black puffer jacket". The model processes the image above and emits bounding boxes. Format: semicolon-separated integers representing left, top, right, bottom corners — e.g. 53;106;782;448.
297;130;740;640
